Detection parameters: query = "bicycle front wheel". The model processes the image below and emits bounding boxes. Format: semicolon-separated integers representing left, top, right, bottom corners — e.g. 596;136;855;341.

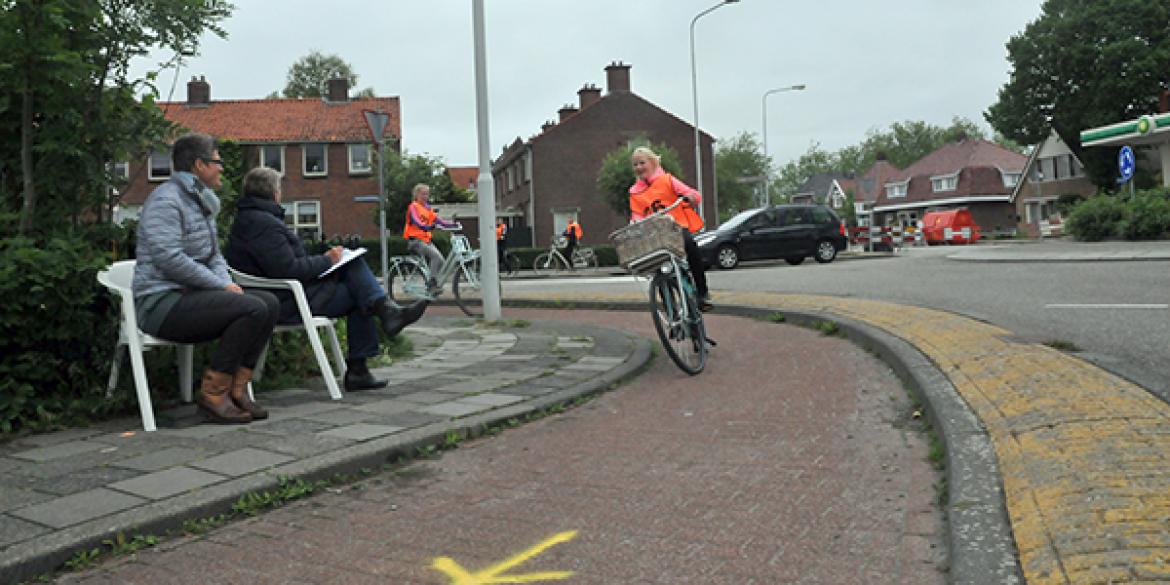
452;260;484;317
648;272;707;375
532;252;566;276
387;259;428;303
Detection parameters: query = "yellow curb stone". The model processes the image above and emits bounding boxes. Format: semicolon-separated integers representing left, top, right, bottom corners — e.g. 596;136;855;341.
510;290;1170;584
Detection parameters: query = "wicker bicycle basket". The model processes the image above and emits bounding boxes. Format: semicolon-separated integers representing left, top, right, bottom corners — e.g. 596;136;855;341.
609;214;686;273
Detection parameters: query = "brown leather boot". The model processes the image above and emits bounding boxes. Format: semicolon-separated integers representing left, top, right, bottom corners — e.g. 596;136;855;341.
229;367;268;420
196;369;251;424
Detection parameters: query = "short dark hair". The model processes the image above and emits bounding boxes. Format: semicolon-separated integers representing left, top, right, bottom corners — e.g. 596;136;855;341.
242;167;281;200
172;133;217;172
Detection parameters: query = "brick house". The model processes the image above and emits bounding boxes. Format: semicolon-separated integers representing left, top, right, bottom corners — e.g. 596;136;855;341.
1012;127;1096;237
117;76;400;241
492;62;716;248
871;138;1027;234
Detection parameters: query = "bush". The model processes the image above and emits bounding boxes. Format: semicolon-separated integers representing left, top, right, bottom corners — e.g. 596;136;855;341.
1119;190;1170;240
1065;195;1125;241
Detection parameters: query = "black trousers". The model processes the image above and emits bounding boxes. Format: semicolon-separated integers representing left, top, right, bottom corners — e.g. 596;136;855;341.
156;290;279;374
682;230;709;298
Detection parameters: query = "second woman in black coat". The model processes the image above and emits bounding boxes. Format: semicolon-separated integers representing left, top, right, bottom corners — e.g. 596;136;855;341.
226;167;426;392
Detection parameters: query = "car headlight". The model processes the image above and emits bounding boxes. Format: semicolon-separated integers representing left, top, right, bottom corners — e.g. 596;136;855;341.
695;235;716;247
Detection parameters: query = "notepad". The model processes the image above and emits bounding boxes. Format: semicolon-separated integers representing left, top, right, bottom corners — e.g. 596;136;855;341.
319;247;367;278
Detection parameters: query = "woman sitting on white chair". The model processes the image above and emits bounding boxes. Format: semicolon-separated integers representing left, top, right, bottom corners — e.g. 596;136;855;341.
225;167;427;392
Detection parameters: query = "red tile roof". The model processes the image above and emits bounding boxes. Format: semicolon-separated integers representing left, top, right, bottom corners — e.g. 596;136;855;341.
157;97;401;144
447;166;478;190
875;139;1027;208
856;160;901;204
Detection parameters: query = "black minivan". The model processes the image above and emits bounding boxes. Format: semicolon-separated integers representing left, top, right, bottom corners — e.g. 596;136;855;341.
695;204;848;269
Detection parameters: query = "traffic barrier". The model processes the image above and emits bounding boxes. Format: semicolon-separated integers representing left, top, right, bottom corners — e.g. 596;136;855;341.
848;226;921;251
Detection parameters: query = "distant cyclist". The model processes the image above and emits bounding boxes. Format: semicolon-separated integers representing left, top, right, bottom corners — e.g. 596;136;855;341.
403;183;459;294
562;217;583;270
496;217;508;268
628;146;711;311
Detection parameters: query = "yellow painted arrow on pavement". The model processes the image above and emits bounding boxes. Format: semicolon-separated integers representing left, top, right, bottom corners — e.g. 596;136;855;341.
432;530;578;584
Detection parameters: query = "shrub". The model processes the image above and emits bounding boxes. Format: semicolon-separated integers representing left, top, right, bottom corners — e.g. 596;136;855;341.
1065;195;1125;241
1119;190;1170;240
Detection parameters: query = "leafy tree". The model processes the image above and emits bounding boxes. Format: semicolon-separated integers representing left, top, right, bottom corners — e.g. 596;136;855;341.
842;189;858;227
596;140;684;217
715;132;770;218
280;51;375;98
377;146;470;232
985;0;1170;186
0;0;233;236
772;143;835;202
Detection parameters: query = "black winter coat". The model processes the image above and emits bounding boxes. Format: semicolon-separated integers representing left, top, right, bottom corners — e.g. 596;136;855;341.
225;196;336;322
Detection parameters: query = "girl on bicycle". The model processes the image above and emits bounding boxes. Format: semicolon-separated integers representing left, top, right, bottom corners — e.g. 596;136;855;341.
628;146;712;311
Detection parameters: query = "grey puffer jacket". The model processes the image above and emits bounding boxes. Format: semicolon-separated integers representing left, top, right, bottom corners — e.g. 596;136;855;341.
132;174;231;303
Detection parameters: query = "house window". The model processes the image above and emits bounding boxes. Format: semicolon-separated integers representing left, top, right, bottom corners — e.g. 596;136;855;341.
1055;155;1071;180
303;144;327;177
148;150;171;181
931;174;957;192
110;161;129;180
1002;172;1021;188
1039;157;1056;182
348;144;371;174
281;200;321;242
260;145;284;174
885;181;908;198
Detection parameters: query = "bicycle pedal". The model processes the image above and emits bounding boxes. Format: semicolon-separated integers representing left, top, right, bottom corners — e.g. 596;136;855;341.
705;337;718;347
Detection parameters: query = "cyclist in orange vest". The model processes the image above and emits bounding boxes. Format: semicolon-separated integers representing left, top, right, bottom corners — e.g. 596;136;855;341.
403;183;459;292
495;218;508;269
628;146;711;311
562;217;583;270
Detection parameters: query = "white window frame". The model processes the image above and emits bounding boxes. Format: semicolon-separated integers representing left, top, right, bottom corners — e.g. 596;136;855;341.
930;173;958;192
281;200;322;241
109;161;129;180
259;145;285;175
347;143;372;175
302;143;328;177
885;180;908;199
147;150;172;182
1002;171;1021;189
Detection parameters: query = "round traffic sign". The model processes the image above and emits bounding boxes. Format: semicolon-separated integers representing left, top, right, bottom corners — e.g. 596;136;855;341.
1119;146;1136;182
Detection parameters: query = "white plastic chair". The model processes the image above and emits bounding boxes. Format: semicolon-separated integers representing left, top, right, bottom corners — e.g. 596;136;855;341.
97;260;194;432
229;268;346;401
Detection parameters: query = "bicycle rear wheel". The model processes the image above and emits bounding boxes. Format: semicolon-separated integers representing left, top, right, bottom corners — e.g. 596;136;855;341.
387;259;428;303
503;252;520;277
452;260;484;317
532;251;566;276
648;271;707;375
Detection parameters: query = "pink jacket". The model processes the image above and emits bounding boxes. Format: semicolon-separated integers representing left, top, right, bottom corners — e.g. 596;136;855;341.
628;167;701;222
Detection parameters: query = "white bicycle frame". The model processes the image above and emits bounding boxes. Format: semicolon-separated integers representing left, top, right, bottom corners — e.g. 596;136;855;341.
390;233;481;299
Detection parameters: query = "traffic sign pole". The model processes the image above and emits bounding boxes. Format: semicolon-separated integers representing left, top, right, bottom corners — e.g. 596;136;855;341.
363;109;392;291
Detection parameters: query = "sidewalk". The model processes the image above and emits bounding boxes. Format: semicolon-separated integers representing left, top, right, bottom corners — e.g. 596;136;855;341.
946;239;1170;262
0;316;650;584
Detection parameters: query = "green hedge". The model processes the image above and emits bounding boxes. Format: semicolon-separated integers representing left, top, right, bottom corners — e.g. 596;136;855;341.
1066;189;1170;241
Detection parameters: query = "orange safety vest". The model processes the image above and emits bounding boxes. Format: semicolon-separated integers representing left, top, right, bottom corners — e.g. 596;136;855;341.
403;201;438;243
565;221;582;240
496;223;506;240
629;173;704;233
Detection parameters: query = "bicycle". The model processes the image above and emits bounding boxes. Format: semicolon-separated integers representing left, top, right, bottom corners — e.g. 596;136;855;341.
500;249;521;278
386;229;485;317
609;200;708;375
532;235;598;275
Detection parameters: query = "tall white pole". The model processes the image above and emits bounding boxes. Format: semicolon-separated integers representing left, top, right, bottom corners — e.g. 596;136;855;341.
690;1;735;223
761;84;805;206
472;0;501;320
377;138;388;290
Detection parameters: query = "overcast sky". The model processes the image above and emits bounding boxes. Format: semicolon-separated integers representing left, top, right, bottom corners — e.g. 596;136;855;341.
132;0;1046;169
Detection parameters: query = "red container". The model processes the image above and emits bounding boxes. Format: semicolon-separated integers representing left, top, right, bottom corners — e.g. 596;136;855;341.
921;210;981;245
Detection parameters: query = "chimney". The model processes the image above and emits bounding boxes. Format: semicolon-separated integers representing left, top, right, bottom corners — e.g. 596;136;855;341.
578;84;602;109
187;75;210;105
326;77;349;102
605;61;631;93
558;104;579;122
541;120;556;132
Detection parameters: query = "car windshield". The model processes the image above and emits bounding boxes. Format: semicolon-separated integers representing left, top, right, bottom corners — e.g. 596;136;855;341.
718;208;764;232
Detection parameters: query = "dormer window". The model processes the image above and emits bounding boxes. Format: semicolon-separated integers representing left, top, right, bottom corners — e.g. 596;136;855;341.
1002;171;1021;188
885;180;908;198
930;173;958;192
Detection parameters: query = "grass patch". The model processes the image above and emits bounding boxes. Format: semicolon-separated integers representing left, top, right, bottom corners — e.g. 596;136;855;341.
370;334;415;368
1043;339;1081;352
812;320;841;336
760;312;786;323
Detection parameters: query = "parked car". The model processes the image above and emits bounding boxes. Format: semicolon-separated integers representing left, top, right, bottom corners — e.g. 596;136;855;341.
695;204;848;269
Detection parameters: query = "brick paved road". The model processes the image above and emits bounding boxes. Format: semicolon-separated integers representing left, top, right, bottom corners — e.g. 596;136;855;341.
55;309;946;585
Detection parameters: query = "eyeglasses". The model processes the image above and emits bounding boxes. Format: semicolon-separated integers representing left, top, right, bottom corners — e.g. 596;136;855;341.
201;158;224;167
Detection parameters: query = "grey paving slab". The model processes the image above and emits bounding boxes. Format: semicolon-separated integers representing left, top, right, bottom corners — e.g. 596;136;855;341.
577;356;627;365
257;434;354;458
0;514;51;548
110;447;208;472
365;411;445;430
353;399;418;416
500;384;560;397
243;418;334;437
494;354;538;361
189;448;295;477
9;488;146;529
29;466;141;496
0;487;54;514
457;393;525;408
9;440;107;463
435;379;510;395
164;422;253;439
417;402;491;418
564;362;619;371
107;467;227;500
298;408;378;426
9;428;103;449
397;391;459;405
318;424;404;441
264;400;347;419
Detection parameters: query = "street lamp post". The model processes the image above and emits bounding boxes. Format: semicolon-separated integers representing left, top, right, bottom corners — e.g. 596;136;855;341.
472;0;501;320
761;84;805;206
690;0;739;223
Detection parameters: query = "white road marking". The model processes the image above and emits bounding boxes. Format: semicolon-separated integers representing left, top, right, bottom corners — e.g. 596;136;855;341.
1044;304;1168;309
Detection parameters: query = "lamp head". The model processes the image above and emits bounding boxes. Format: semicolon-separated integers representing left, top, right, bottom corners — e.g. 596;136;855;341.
792;84;807;90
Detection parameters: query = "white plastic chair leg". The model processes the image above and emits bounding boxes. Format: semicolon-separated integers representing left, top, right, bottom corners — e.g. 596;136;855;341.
107;344;125;398
325;323;347;378
127;339;157;432
178;345;194;403
252;339;271;382
307;328;343;400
